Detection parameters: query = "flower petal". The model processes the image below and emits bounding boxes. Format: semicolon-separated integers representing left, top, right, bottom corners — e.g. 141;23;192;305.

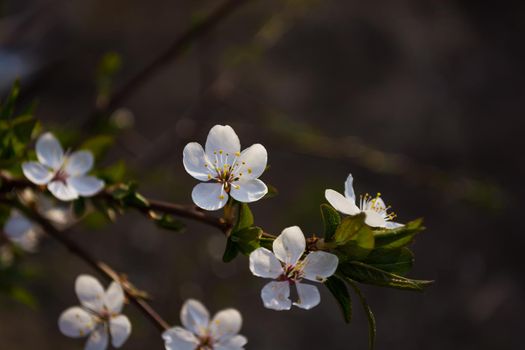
191;182;228;211
22;161;54;185
75;275;105;313
36;132;64;170
230;179;268;203
48;181;78;201
363;210;387;228
302;251;339;283
104;282;125;314
4;210;32;240
67;176;105;197
180;299;210;337
293;283;320;310
65;151;94;176
237;144;267;180
183;142;213;181
85;324;109;350
162;327;200;350
249;248;283;279
261;281;292;311
272;226;305;266
205;125;241;160
210;308;242;342
109;315;131;348
344;173;356;202
325;189;360;215
385;221;404;229
58;306;96;338
215;335;248;350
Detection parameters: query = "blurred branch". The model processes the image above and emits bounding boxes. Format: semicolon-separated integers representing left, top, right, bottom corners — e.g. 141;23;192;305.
3;196;170;333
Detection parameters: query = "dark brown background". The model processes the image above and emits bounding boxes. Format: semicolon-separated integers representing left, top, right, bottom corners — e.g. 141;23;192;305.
1;0;523;349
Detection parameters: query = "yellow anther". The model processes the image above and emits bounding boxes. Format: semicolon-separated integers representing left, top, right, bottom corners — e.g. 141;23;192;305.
235;152;241;157
207;174;212;180
248;168;252;174
219;150;223;154
219;195;225;199
214;151;217;154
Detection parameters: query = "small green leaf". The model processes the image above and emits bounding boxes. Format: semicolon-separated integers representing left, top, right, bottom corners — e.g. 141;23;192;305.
80;135;114;160
364;248;414;275
233;203;254;232
337;224;374;260
334;213;367;245
325;275;352;323
155;214;186;232
346;278;376;350
222;238;239;262
321;204;340;242
374;218;425;249
233;226;262;255
340;261;433;291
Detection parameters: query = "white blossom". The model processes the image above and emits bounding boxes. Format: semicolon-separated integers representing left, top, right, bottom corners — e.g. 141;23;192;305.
3;209;41;252
58;275;132;350
163;299;247;350
22;132;105;201
183;125;268;211
325;173;403;228
249;226;339;311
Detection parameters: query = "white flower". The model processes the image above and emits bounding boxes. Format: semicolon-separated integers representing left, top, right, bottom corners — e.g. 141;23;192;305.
163;299;247;350
58;275;132;350
3;209;41;252
325;173;403;229
183;125;268;211
249;226;339;311
22;132;105;201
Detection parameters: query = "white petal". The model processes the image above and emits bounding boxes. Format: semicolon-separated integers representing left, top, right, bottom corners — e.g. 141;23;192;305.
191;182;228;211
215;335;248;350
22;161;54;185
249;248;283;279
8;227;39;252
302;251;339;283
58;306;96;338
65;151;94;176
261;281;291;311
183;142;213;181
293;283;320;310
48;181;78;201
36;132;64;170
85;324;109;350
364;210;387;228
109;315;131;348
4;210;32;239
385;221;404;229
230;179;267;203
104;282;125;314
162;327;200;350
205;125;241;160
344;173;356;202
76;275;105;313
210;308;242;342
325;189;360;215
67;176;105;197
180;299;210;337
236;144;267;180
272;226;305;266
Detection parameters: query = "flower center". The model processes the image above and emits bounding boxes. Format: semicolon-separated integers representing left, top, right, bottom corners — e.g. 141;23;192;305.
52;167;69;184
204;150;252;196
197;335;214;350
279;263;304;283
359;192;397;221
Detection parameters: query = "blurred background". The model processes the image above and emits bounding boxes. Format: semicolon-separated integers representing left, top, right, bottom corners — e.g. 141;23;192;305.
1;0;523;349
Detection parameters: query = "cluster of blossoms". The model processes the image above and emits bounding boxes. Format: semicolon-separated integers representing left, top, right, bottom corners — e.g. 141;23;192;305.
9;125;405;349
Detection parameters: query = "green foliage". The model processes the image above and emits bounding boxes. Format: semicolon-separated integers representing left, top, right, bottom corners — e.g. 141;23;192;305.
320;203;340;241
223;203;262;262
373;218;425;249
325;275;352;323
339;261;433;292
154;214;185;232
363;248;414;275
110;183;150;209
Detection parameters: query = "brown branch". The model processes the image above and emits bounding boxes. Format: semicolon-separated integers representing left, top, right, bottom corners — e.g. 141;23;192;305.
9;199;170;332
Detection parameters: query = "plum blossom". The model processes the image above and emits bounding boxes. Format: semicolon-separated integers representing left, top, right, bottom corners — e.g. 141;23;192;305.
163;299;247;350
3;210;41;252
325;173;403;229
22;132;105;201
183;125;268;210
58;275;131;350
249;226;339;311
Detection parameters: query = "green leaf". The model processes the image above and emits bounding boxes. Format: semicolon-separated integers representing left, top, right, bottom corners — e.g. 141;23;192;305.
231;226;262;254
340;261;433;291
337;224;374;260
0;80;20;120
222;238;239;262
334;213;367;245
320;204;340;242
346;278;376;350
80;135;114;160
374;218;425;249
325;275;352;323
9;286;38;309
155;214;185;232
73;197;86;217
364;248;414;275
233;203;254;232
